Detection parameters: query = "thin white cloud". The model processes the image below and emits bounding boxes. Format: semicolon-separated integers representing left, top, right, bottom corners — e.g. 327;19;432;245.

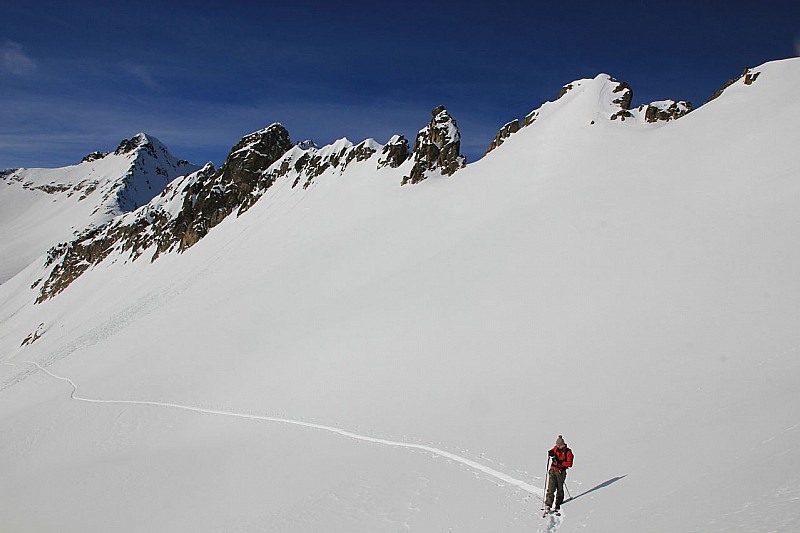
123;63;161;90
1;39;36;75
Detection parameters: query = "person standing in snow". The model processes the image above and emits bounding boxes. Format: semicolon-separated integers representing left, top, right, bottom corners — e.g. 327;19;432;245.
545;435;574;514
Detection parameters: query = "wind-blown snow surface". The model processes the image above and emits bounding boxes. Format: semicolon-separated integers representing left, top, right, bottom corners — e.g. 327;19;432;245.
2;58;800;532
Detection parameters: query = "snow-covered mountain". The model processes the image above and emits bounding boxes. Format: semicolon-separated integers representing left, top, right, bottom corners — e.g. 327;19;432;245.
1;58;799;533
0;133;199;283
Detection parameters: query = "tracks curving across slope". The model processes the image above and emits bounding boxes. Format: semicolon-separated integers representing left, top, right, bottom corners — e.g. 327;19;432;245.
26;361;544;499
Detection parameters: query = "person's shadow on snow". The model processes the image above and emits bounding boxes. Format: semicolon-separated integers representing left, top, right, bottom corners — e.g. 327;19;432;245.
563;475;627;505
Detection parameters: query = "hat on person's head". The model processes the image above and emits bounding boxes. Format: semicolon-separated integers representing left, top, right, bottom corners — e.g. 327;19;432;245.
555;435;565;447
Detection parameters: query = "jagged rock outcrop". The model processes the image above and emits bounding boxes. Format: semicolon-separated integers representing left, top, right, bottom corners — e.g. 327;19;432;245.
344;139;379;168
295;139;318;150
638;100;693;123
522;110;539;127
208;124;294;216
706;67;761;103
558;83;574;99
611;81;633;109
484;119;520;156
81;151;108;163
270;138;381;190
744;69;761;85
402;106;466;185
377;135;410;169
609;78;635;121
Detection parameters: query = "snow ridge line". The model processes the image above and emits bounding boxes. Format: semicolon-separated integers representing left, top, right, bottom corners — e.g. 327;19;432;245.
26;361;543;497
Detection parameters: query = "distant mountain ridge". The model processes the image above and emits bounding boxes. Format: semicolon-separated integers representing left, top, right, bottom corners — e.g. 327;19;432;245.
0;133;199;283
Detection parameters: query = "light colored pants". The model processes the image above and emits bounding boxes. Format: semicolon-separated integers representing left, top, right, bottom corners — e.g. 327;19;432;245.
545;468;567;509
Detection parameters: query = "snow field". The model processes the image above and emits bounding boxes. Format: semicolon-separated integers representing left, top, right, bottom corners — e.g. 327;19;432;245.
1;58;800;532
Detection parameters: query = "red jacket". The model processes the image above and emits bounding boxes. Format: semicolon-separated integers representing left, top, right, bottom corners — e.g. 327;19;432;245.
549;446;574;471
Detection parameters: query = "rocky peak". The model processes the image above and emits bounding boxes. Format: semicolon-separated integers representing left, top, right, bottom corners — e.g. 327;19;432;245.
402;106;466;185
183;123;294;234
114;133;154;156
219;124;293;188
377;135;410;169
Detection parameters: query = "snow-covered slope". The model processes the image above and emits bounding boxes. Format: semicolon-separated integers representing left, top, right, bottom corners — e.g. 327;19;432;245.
1;58;799;533
0;133;198;283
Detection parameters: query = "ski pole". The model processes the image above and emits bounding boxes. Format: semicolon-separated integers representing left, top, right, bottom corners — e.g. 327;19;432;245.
564;480;572;500
542;456;550;507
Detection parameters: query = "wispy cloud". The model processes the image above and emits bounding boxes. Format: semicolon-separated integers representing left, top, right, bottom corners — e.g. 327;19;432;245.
1;39;36;75
123;63;161;90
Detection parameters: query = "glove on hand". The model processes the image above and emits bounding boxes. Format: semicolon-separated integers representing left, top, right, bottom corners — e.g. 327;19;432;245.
548;450;555;457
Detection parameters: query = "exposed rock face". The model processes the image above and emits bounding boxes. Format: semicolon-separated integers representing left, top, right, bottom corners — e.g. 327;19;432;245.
611;80;633;110
743;68;761;85
609;78;634;121
402;106;466;185
81;151;108;163
377;135;410;169
344;139;379;168
211;124;294;215
639;100;693;123
706;67;761;103
522;110;539;127
484;119;520;156
610;110;634;121
558;83;574;99
37;125;294;302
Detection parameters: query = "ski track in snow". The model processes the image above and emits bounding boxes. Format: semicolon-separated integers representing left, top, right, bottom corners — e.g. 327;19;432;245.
26;361;545;500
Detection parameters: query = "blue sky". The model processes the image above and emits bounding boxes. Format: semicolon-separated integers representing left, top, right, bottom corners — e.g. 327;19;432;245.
1;0;798;169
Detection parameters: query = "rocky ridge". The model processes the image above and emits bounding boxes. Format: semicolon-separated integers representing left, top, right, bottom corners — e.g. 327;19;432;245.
706;66;762;103
31;66;744;302
33;105;470;302
35;125;296;302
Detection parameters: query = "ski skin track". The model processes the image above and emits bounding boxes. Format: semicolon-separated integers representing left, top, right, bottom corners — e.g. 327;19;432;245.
25;361;547;502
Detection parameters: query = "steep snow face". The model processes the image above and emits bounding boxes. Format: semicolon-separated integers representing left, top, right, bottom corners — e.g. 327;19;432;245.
1;58;800;533
0;133;198;283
